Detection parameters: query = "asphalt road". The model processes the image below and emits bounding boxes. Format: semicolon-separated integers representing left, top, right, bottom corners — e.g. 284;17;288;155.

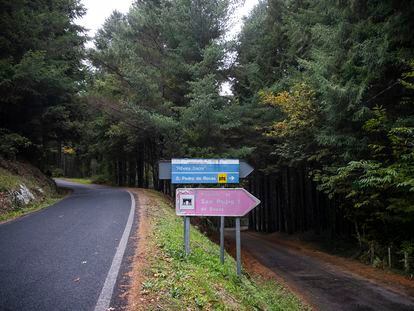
0;180;135;311
227;231;414;311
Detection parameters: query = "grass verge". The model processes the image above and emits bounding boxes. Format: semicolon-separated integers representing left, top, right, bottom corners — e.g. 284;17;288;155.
61;178;93;185
133;190;308;310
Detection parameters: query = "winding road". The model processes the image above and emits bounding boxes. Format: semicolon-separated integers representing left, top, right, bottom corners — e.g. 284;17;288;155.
0;180;136;311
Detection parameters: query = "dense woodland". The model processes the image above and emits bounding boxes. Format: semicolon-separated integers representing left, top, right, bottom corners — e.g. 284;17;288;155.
1;0;413;270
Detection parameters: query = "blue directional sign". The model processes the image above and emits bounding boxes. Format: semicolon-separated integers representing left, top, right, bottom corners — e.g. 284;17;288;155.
171;159;239;184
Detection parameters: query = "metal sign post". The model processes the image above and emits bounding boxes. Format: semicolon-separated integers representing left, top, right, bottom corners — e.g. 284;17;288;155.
235;217;241;276
184;216;190;255
220;216;225;264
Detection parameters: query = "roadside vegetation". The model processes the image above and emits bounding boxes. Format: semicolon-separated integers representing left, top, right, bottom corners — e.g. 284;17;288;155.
61;178;92;185
132;190;307;310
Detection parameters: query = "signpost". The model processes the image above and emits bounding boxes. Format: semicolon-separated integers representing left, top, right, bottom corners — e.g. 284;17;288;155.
171;158;239;184
176;188;260;275
220;216;225;264
176;188;260;217
158;159;254;180
158;158;258;276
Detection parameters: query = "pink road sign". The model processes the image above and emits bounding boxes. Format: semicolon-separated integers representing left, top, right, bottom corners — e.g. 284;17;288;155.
176;188;260;217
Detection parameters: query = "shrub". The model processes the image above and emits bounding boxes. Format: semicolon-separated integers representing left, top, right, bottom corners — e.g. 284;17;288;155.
0;129;31;159
91;174;110;184
51;168;64;177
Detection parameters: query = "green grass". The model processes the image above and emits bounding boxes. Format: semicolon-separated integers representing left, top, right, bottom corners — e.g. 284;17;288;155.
0;167;51;192
143;190;308;310
61;178;93;185
0;167;21;191
0;195;64;223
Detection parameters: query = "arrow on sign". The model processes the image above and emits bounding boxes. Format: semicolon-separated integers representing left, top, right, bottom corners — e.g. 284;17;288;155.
176;188;260;217
239;161;254;179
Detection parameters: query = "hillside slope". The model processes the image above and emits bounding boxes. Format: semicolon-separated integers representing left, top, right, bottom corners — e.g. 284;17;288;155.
0;157;60;221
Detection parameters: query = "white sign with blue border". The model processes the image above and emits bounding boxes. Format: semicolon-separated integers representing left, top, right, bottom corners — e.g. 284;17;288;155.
171;159;240;184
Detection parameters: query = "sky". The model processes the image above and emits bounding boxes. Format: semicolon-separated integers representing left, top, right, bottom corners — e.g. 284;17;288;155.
77;0;259;42
77;0;132;40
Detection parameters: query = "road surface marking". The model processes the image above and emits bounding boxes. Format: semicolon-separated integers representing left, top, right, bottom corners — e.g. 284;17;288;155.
94;191;135;311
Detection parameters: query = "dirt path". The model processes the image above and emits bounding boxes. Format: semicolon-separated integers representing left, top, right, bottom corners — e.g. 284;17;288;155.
224;231;414;311
123;189;152;311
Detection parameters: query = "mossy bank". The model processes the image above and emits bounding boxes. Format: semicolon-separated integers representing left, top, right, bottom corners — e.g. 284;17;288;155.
0;157;64;222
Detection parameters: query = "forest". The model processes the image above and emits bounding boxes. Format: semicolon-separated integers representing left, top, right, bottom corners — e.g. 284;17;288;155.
1;0;413;270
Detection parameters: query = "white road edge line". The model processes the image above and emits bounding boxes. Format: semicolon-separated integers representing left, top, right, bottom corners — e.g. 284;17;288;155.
94;191;136;311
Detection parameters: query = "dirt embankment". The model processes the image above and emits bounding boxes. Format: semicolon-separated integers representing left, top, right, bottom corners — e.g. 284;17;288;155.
124;189;153;310
0;157;58;217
